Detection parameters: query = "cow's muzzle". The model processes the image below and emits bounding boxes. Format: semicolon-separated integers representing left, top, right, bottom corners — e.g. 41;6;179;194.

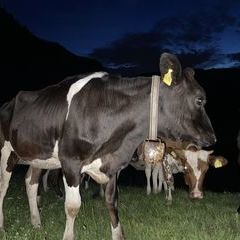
199;134;217;147
189;191;203;199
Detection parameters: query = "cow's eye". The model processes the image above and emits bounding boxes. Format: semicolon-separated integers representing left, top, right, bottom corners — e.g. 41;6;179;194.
195;97;204;107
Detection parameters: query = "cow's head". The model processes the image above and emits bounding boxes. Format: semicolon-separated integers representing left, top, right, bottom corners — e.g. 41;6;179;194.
158;53;216;148
181;146;228;199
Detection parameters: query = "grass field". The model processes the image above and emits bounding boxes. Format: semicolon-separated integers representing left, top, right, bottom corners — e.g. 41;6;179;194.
1;176;240;240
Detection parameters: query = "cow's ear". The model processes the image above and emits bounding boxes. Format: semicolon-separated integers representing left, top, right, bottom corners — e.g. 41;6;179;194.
160;53;182;87
208;155;228;168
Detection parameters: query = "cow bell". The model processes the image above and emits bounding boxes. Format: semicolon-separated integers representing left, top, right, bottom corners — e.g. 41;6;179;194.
142;138;166;165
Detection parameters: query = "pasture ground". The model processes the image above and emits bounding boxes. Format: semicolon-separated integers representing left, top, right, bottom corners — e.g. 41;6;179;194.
1;171;240;240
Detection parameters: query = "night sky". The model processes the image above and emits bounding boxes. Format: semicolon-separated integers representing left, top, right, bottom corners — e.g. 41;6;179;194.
2;0;240;73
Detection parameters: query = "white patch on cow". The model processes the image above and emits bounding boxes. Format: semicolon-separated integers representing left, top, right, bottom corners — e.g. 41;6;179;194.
184;150;210;193
81;158;109;184
198;150;211;163
63;176;81;240
63;177;81;207
111;223;123;240
52;140;59;158
184;150;200;193
0;141;13;229
66;72;107;119
1;141;13;152
18;141;61;169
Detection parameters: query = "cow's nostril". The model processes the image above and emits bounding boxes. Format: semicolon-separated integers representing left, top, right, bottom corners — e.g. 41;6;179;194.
201;135;217;147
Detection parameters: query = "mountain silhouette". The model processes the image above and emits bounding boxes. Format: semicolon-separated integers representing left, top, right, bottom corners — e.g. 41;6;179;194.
0;7;103;104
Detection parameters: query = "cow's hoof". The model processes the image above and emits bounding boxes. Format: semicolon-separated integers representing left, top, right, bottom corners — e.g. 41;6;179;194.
32;219;41;229
33;223;41;229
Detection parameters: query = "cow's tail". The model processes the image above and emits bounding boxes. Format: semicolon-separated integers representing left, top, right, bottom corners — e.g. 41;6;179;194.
0;97;16;164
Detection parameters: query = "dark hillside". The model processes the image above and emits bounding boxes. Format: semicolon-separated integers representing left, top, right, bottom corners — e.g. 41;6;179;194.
0;7;103;104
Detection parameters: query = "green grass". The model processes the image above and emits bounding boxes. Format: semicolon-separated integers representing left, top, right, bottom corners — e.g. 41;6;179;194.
1;177;240;240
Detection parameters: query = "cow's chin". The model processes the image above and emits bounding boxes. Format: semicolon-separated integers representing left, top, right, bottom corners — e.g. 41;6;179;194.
177;134;216;148
157;130;216;148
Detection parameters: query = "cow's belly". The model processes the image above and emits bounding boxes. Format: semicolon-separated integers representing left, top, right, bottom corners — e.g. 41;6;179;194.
13;140;61;169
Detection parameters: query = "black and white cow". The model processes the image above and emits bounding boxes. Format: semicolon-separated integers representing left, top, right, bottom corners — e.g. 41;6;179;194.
0;53;216;240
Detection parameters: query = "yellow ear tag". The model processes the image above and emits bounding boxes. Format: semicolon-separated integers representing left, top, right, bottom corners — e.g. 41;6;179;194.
214;159;222;168
163;68;173;86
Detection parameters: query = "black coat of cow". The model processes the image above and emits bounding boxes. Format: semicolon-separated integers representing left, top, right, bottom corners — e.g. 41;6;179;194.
0;53;216;240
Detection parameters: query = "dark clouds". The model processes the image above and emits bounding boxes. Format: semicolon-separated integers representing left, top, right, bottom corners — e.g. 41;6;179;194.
90;3;240;75
3;0;240;73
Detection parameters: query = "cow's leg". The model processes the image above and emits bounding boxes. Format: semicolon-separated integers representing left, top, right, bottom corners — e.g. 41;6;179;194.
165;175;174;203
25;166;42;228
54;170;64;199
42;169;50;192
162;159;173;203
84;174;90;190
166;184;172;202
0;143;12;230
145;164;151;195
100;184;105;198
105;175;124;240
171;177;175;191
163;181;168;192
152;164;160;194
158;164;164;192
62;175;81;240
